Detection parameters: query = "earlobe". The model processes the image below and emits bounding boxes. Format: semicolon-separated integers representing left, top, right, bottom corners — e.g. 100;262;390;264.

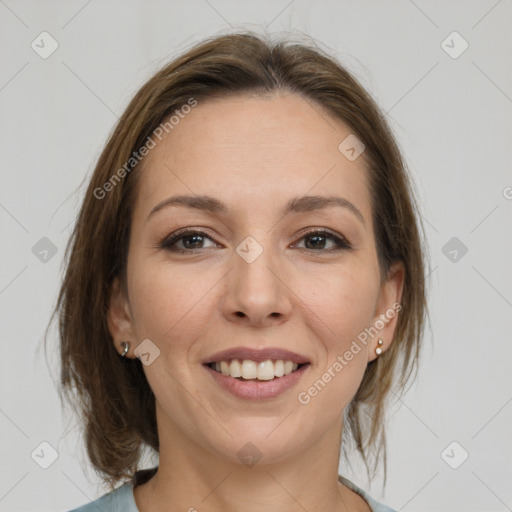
107;276;136;357
367;261;405;362
375;338;384;356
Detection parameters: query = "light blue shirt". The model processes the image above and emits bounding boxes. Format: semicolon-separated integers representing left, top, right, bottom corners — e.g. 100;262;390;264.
68;474;396;512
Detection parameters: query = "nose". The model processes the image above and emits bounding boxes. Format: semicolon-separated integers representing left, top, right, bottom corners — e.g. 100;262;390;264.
222;238;292;327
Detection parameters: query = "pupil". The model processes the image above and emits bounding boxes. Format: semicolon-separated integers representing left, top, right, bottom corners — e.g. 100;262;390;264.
184;235;203;249
306;235;325;250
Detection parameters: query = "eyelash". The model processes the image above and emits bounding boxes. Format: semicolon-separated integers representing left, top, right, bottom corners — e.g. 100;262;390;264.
158;228;352;254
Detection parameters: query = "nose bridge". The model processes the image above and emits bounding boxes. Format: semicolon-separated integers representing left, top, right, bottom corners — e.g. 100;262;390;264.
224;234;291;323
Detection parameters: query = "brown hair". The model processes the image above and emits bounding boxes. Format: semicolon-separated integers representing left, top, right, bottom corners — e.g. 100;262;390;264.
44;31;429;489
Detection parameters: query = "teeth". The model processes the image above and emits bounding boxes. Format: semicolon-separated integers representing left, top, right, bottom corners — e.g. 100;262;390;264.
274;360;285;377
257;360;274;381
229;359;242;378
241;360;258;379
220;361;230;376
210;359;304;380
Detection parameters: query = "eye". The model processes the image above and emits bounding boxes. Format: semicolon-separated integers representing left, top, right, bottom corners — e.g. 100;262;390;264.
159;229;220;253
158;228;351;254
293;229;351;252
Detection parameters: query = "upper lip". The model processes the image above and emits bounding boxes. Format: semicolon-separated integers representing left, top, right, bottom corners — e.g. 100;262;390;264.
203;346;310;365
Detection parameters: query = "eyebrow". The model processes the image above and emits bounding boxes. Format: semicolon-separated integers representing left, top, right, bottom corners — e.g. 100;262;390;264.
146;194;365;225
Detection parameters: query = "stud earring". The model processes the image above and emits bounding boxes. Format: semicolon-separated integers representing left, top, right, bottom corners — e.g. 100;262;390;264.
375;338;384;356
120;341;130;357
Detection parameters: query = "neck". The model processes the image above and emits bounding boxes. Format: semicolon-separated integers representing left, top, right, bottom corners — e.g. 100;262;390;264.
133;405;370;512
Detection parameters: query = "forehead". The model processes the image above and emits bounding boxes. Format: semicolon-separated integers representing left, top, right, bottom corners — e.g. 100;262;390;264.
134;93;372;222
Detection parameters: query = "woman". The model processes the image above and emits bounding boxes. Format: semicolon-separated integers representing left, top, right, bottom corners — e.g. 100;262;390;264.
53;32;428;512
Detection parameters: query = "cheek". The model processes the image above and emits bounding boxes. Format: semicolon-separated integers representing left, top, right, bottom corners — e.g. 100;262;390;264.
298;265;378;350
127;257;220;353
296;273;374;414
291;264;379;412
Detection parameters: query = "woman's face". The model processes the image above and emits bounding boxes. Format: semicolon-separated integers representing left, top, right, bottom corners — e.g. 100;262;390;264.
108;92;403;464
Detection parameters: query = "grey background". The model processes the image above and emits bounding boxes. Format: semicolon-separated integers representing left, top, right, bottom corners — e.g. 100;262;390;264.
1;1;511;511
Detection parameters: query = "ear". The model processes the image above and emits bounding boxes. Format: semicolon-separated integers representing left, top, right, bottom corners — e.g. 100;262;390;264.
107;276;137;358
367;261;405;362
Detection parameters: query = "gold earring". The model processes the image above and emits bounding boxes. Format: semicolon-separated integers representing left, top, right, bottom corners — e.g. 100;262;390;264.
375;338;384;356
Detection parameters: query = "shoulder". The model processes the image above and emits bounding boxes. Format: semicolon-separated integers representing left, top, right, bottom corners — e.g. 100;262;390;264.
67;467;157;512
339;475;397;512
67;482;137;512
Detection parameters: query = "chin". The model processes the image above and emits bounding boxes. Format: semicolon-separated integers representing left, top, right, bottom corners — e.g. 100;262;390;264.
205;420;312;467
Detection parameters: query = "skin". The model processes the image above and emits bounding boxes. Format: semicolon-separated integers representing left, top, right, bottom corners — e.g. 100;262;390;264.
107;92;404;512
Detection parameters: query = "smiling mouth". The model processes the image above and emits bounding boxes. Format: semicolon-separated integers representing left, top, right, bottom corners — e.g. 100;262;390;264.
206;359;309;381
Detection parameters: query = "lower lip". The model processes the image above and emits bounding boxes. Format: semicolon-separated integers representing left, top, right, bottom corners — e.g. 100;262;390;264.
204;364;310;400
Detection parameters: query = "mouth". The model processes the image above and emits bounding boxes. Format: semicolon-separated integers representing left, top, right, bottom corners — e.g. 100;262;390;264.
204;359;310;381
202;346;311;399
202;358;311;400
